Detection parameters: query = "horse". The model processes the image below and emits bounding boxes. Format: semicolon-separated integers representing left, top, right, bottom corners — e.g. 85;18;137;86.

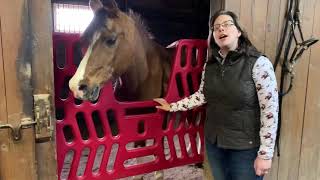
68;0;173;179
68;0;172;102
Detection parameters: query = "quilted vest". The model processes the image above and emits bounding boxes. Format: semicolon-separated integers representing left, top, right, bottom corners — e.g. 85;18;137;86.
203;49;262;149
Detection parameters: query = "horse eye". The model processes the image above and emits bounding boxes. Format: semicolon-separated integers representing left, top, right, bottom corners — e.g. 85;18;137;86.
104;36;117;47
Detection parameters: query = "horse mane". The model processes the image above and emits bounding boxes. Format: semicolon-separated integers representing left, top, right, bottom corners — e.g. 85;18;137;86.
127;9;154;40
81;8;154;44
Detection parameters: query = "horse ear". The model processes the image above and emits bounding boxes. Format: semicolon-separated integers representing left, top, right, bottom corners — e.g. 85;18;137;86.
89;0;103;12
102;0;119;11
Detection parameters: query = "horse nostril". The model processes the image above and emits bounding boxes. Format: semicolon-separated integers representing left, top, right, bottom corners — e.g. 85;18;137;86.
78;84;88;92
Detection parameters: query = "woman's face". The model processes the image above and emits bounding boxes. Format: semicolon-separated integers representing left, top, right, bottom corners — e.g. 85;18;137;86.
212;15;241;51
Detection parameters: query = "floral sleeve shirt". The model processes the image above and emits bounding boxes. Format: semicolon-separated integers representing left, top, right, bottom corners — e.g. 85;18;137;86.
169;56;279;160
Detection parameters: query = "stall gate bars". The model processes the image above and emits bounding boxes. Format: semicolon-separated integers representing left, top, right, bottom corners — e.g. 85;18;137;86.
53;33;207;180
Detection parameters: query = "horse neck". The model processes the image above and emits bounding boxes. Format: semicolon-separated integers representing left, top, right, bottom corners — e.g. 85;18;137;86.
143;39;172;99
121;38;171;101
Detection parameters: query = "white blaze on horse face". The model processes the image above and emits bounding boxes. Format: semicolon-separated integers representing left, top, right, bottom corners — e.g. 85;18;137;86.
69;32;101;98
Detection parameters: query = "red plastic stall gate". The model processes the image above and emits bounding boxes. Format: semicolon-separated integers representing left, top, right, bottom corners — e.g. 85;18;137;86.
53;33;207;180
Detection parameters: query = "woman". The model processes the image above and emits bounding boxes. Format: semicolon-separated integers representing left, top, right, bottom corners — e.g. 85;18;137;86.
154;10;278;180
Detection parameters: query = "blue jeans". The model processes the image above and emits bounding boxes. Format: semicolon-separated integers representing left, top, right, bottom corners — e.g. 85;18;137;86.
206;139;264;180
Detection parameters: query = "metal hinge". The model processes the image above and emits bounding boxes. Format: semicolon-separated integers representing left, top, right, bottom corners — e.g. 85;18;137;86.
33;94;54;142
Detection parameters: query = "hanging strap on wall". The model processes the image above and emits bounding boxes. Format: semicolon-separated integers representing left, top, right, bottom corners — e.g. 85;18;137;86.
273;0;318;156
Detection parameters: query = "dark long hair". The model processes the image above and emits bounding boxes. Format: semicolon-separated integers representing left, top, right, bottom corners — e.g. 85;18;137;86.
209;10;259;56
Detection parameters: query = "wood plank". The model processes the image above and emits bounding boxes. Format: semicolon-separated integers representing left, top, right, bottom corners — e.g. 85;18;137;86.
277;0;315;179
224;0;241;18
30;0;54;95
240;0;254;39
0;17;7;125
36;143;58;179
29;0;57;179
0;133;36;179
0;0;37;179
298;0;320;179
1;1;30;120
263;0;284;179
0;15;8;180
273;0;290;78
251;0;268;52
270;1;304;179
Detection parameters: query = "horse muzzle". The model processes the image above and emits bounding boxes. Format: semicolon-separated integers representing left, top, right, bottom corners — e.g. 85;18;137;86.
76;84;101;102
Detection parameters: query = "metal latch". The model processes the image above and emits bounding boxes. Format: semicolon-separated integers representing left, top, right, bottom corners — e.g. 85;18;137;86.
0;118;36;141
34;94;54;142
0;94;53;142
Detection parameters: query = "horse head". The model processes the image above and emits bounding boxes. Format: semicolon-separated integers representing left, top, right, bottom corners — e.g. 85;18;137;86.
69;0;150;101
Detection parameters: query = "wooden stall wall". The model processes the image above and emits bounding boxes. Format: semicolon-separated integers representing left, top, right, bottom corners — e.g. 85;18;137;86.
0;1;37;179
0;0;56;180
210;0;320;180
298;0;320;179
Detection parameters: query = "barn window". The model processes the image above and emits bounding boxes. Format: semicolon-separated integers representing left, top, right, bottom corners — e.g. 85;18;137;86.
53;3;93;33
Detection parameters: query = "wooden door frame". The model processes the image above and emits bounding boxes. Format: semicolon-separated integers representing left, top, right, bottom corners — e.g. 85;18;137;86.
30;0;57;179
0;0;56;180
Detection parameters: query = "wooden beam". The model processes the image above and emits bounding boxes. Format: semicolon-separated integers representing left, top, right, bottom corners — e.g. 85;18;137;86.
0;15;8;180
0;17;7;126
29;0;57;179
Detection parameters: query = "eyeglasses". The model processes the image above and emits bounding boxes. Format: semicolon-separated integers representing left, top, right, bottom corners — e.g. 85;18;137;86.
211;20;235;31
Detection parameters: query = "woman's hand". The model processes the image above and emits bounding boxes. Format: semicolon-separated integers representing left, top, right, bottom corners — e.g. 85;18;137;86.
254;157;272;176
154;98;171;111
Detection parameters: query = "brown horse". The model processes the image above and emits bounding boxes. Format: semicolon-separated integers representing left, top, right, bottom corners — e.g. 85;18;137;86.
68;0;174;179
69;0;172;102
